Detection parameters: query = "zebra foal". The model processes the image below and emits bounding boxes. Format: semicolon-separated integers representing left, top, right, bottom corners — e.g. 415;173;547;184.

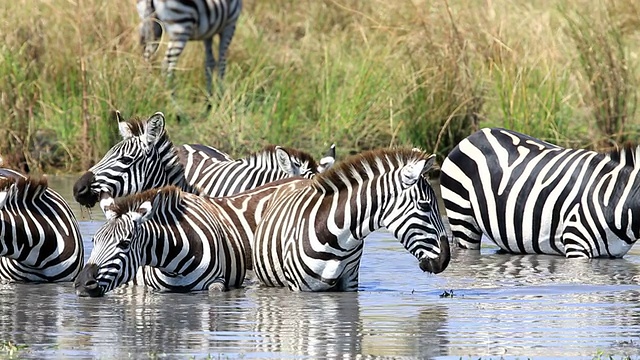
252;148;451;292
137;0;242;97
0;169;83;282
440;127;640;258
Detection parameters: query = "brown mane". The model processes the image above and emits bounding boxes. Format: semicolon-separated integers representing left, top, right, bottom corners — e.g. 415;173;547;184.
108;186;184;217
312;148;432;192
122;116;147;137
0;175;49;197
607;144;640;168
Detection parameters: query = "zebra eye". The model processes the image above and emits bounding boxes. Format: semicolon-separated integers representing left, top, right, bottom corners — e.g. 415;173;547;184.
417;199;432;210
117;240;131;250
121;156;135;165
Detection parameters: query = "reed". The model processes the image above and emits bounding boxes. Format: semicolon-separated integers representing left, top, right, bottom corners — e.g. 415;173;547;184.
0;0;638;172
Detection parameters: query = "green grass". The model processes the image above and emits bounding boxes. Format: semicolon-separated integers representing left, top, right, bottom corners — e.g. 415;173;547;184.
1;0;639;172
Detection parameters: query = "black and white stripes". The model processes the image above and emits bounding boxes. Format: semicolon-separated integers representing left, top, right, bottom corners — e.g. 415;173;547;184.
440;127;640;258
136;0;242;96
74;178;304;296
0;169;83;282
252;148;451;291
72;112;331;214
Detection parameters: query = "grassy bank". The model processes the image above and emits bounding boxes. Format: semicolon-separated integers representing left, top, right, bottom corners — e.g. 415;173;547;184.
1;0;639;172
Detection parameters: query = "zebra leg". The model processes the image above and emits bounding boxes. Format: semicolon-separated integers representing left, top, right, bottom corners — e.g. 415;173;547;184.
216;23;238;89
208;278;227;292
203;37;216;102
164;38;188;121
561;225;593;258
440;192;482;250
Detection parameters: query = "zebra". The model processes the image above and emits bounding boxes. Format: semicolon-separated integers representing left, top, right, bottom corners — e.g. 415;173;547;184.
252;148;451;292
72;111;333;213
74;179;302;296
440;127;640;258
0;169;83;282
136;0;242;97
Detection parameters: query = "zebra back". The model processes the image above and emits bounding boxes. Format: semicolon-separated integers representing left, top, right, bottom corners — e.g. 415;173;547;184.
190;145;321;197
0;171;83;282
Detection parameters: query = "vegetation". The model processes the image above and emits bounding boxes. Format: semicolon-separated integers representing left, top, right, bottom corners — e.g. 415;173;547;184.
0;340;28;358
1;0;640;172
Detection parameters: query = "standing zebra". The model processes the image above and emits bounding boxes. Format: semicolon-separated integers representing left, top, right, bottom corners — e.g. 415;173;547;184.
0;169;83;282
72;111;332;213
440;127;640;258
75;178;303;296
252;148;451;292
136;0;242;97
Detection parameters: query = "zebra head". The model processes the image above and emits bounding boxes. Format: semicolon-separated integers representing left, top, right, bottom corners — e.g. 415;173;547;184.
381;153;450;274
74;199;154;297
73;112;176;210
136;0;162;62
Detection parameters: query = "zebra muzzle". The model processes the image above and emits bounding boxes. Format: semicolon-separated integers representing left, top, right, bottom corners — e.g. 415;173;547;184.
418;236;451;274
74;263;104;297
73;171;99;207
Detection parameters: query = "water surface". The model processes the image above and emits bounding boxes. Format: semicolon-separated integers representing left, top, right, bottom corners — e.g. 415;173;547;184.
0;175;639;359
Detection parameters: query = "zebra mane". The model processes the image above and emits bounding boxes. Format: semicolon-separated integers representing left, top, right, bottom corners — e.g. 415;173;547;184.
246;145;319;170
121;117;147;137
0;176;49;198
108;186;184;218
607;144;640;168
312;148;431;192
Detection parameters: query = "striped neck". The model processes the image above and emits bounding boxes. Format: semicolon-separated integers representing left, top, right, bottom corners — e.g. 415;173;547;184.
155;135;201;195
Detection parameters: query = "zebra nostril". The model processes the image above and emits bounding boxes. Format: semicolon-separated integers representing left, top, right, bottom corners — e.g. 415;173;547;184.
84;280;98;290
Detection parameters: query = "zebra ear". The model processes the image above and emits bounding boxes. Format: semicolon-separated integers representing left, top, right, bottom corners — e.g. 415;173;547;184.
318;144;336;173
0;183;16;210
130;200;154;225
424;154;437;172
101;196;117;220
400;157;434;188
144;112;165;146
117;111;135;139
275;146;295;175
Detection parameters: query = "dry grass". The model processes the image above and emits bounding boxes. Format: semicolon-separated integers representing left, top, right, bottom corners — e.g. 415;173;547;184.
0;0;639;171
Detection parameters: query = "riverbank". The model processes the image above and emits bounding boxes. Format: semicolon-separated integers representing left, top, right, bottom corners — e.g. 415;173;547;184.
1;0;639;173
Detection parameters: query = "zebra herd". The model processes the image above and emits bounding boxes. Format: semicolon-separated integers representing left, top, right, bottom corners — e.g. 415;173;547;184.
2;115;640;294
0;116;634;295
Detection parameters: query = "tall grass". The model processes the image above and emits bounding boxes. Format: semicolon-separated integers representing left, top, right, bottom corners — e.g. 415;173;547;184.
0;0;638;172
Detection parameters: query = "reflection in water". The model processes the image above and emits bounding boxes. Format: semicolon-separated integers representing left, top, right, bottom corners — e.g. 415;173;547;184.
246;289;363;358
447;247;640;288
437;248;640;357
3;174;636;359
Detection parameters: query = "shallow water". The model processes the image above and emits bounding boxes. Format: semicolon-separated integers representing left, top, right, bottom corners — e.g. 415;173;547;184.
1;175;639;359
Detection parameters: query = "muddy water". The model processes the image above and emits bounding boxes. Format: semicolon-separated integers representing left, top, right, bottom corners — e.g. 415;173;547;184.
1;175;639;359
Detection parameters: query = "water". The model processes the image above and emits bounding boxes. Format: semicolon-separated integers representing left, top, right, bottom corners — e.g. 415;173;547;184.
1;175;639;359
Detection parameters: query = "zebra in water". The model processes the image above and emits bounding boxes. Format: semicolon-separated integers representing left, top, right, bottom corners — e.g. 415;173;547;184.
136;0;242;97
0;169;83;282
440;127;640;258
72;111;333;213
252;148;451;292
74;178;303;296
